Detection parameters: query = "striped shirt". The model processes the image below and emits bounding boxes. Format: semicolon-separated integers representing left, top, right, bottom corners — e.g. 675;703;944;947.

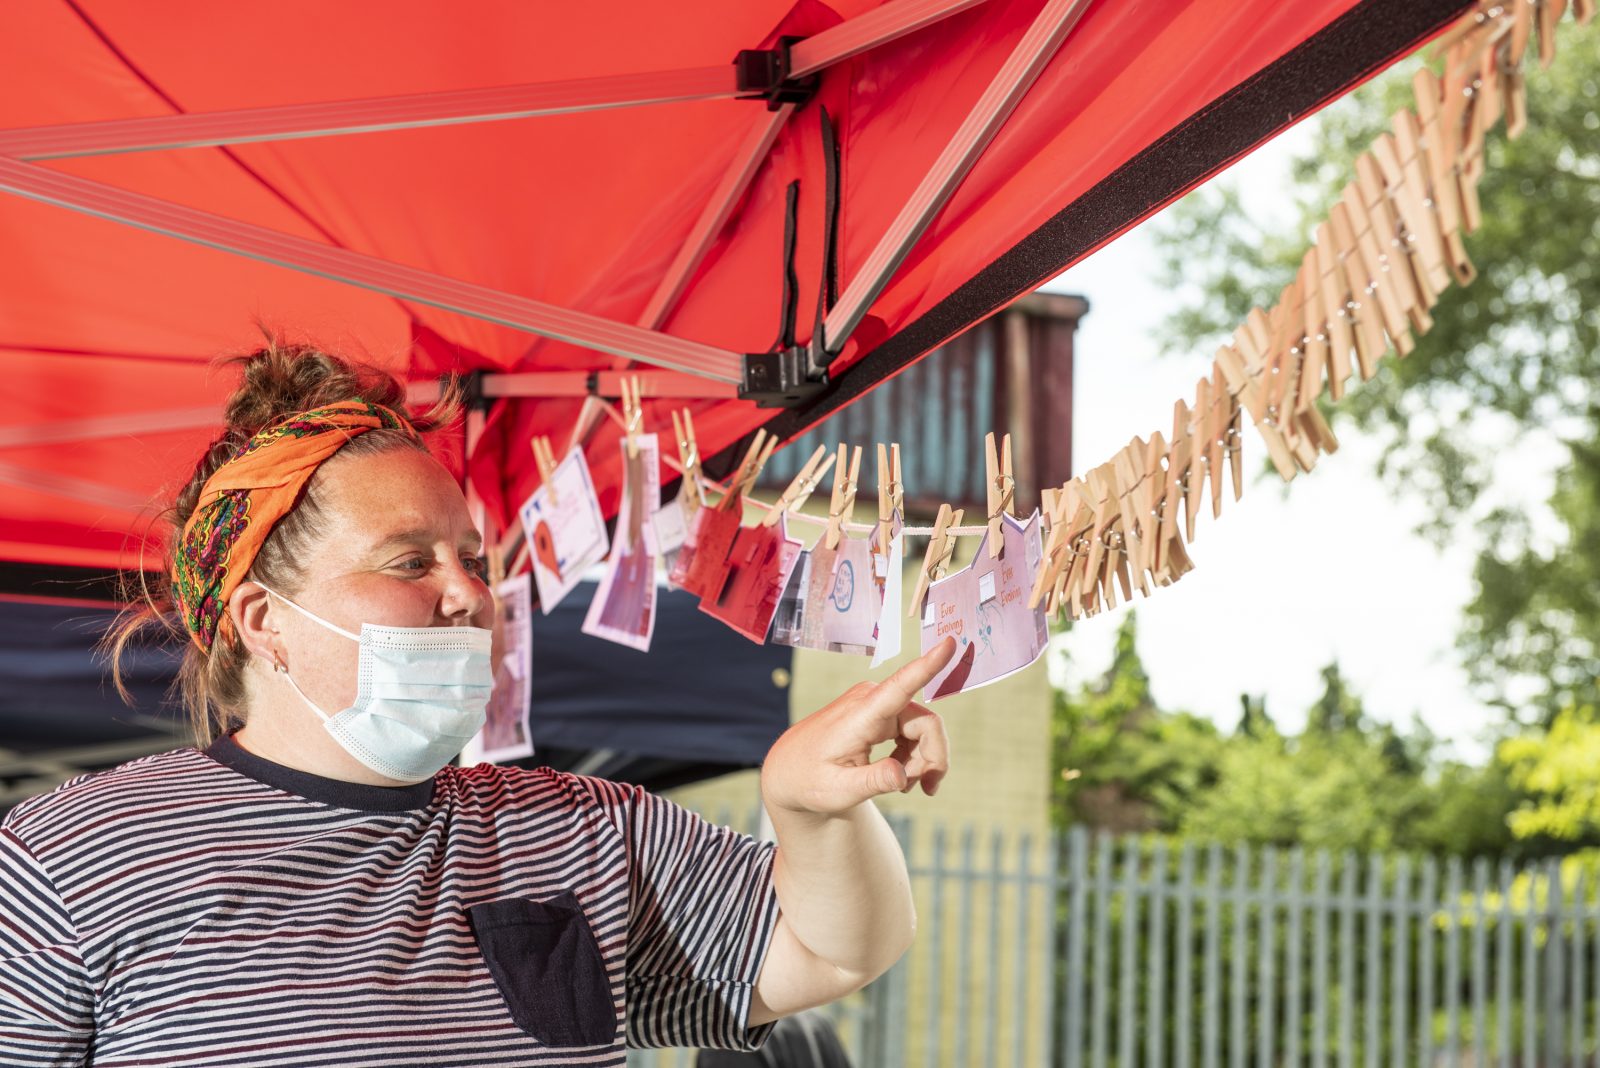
0;732;781;1066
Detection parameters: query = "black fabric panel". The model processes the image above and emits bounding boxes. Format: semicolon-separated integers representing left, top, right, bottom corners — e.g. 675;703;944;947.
525;581;792;767
0;561;126;603
0;584;790;786
699;0;1476;481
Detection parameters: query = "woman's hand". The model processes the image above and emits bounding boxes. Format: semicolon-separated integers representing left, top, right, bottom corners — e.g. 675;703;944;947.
761;636;958;818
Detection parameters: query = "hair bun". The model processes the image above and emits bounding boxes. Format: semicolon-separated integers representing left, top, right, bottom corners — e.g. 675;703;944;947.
221;336;411;440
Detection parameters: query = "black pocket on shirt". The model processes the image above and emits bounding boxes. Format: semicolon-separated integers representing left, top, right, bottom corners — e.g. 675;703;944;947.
466;890;619;1047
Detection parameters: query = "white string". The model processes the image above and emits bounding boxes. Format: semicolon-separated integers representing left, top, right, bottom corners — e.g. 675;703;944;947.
596;396;1052;539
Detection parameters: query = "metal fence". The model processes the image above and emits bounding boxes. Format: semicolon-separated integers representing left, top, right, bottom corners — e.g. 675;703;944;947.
629;814;1600;1067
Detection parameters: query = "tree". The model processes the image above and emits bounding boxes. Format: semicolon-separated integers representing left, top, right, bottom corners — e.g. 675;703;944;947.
1050;612;1225;833
1150;27;1600;727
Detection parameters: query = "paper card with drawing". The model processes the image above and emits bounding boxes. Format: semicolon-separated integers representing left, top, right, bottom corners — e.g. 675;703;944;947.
918;509;1048;701
582;434;660;651
869;516;905;667
466;572;535;764
519;446;609;614
770;536;881;654
668;503;742;598
700;512;803;644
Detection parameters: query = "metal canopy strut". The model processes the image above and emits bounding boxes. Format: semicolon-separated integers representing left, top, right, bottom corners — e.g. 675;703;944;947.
0;0;998;160
0;156;747;383
821;0;1092;355
636;103;797;333
0;67;738;160
787;0;996;78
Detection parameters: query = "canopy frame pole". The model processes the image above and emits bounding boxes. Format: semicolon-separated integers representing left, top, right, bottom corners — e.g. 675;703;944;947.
0;67;739;160
821;0;1093;355
636;103;797;332
788;0;998;78
0;157;746;384
0;0;1000;161
0;459;149;513
0;370;736;451
0;407;218;449
404;370;739;407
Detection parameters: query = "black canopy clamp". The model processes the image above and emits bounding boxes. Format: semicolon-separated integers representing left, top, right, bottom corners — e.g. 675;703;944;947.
741;106;842;409
734;36;820;112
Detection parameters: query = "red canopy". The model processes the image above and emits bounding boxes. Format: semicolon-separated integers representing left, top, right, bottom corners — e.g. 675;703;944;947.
0;0;1469;583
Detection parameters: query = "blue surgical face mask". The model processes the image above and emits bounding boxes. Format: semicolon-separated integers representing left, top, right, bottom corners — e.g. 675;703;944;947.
260;584;492;783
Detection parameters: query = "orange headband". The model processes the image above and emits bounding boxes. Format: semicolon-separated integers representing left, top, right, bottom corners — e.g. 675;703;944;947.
172;399;420;652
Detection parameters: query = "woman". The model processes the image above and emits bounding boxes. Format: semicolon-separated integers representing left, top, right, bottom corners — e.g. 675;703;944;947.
0;340;956;1067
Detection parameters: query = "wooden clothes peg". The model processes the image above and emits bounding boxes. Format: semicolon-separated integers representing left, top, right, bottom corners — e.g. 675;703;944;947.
566;394;608;457
1192;374;1224;520
1396;101;1476;287
1293;257;1330;413
1331;190;1412;365
909;504;962;619
1371;129;1453;301
1077;467;1120;614
1127;435;1164;592
1029;481;1080;609
671;408;705;511
823;443;862;550
1355;149;1439;332
1221;379;1245;505
762;444;835;528
876;443;903;550
1538;0;1565;67
620;376;644;460
1268;279;1306;420
719;430;774;512
531;435;560;505
1311;221;1355;393
1101;447;1138;597
1162;408;1193;558
985;432;1016;558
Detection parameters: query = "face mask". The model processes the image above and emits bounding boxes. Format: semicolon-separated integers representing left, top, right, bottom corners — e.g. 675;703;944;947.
259;584;493;783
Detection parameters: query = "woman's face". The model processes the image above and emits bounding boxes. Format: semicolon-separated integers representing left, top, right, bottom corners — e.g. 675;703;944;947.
254;445;492;716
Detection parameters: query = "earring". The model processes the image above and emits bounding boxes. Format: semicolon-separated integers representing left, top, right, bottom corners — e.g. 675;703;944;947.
272;652;286;674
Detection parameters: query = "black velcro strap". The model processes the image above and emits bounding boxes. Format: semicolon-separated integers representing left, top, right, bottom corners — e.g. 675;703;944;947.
773;179;801;351
811;105;842;362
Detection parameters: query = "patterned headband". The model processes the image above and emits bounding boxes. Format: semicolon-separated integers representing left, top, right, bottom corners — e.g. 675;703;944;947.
172;399;420;652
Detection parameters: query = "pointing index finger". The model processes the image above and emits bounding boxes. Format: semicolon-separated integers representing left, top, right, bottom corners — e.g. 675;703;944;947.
875;635;957;709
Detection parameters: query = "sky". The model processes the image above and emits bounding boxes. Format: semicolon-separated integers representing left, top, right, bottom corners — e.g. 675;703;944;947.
1033;123;1558;765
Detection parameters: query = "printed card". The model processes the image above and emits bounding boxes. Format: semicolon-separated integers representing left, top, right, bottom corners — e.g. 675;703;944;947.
770;536;881;655
466;572;535;764
519;446;609;615
700;513;804;644
918;509;1049;701
582;435;660;651
669;504;743;598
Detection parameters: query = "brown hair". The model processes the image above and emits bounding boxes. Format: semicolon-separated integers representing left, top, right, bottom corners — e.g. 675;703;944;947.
102;330;462;747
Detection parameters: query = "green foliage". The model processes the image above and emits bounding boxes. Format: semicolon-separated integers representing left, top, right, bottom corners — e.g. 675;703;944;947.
1051;613;1523;858
1150;28;1600;726
1497;703;1600;845
1050;612;1225;832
